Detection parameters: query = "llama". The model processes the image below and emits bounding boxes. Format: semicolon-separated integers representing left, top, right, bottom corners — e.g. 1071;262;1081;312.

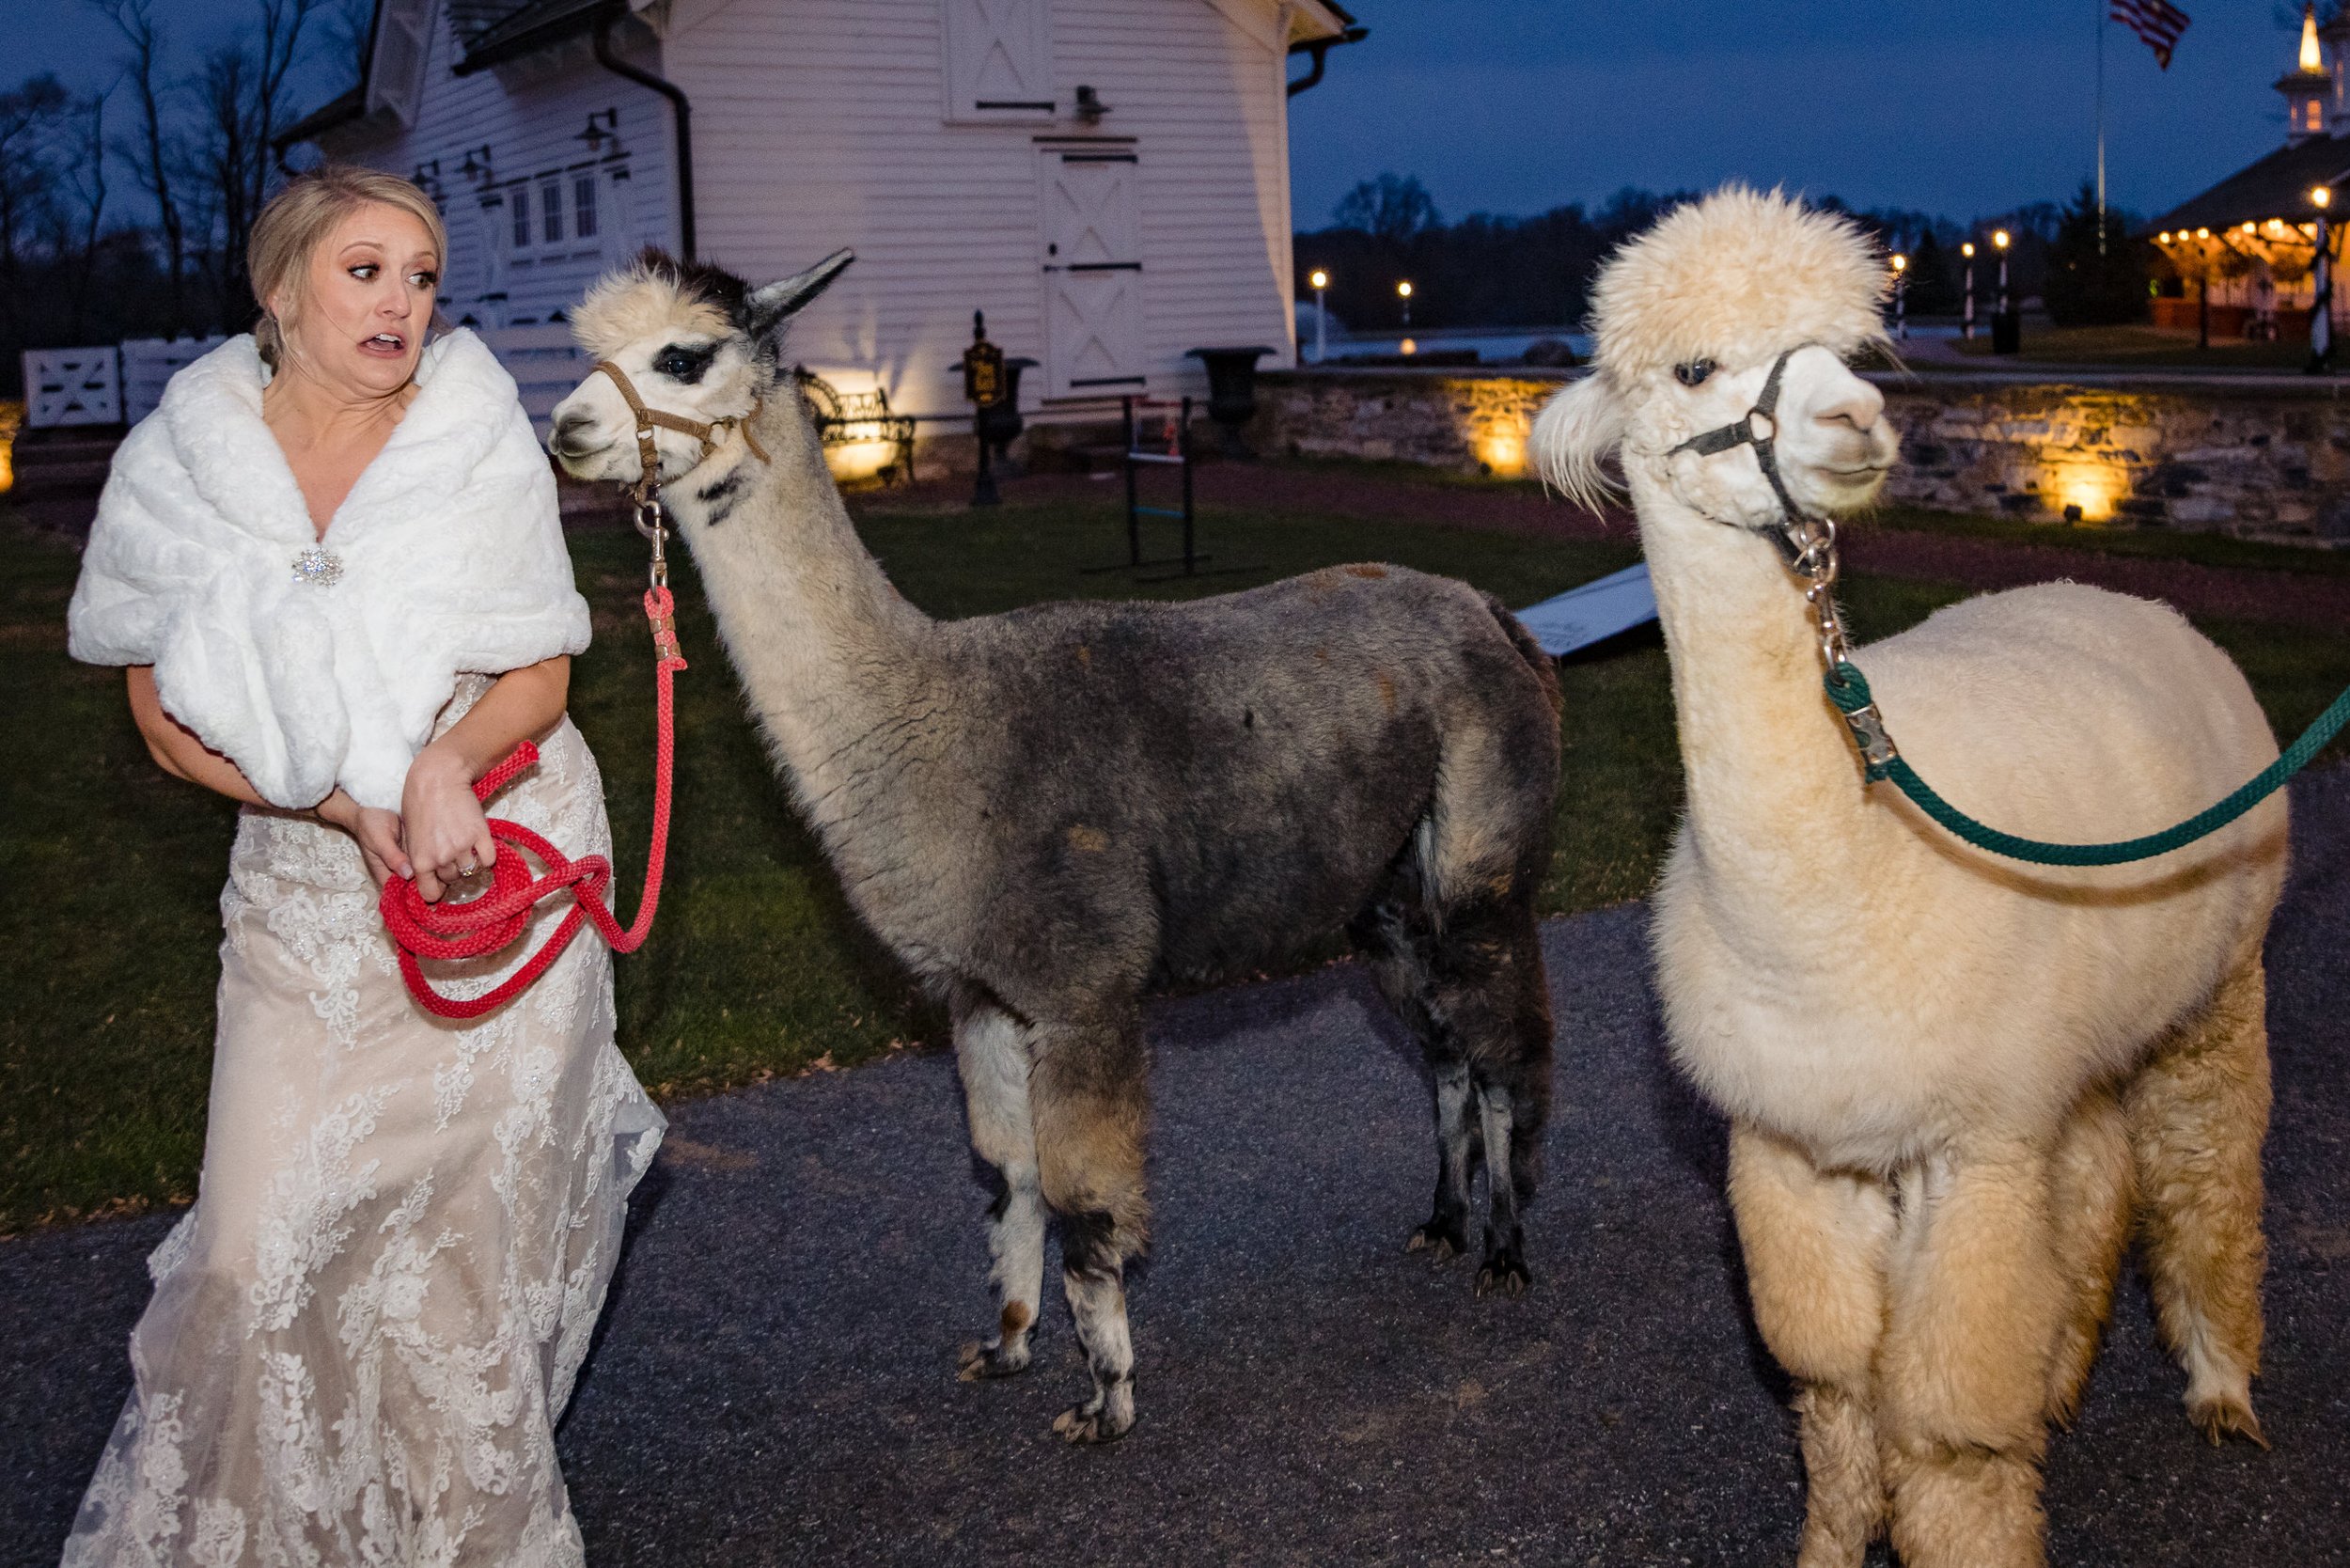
1531;187;2284;1568
548;249;1563;1443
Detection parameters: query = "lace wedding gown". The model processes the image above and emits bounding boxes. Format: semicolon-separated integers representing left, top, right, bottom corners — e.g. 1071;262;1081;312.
64;678;665;1568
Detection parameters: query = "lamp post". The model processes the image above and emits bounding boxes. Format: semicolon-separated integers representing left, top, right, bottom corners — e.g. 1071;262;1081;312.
1962;241;1976;340
1397;278;1413;330
1890;253;1908;341
1992;227;2016;354
2311;185;2335;373
1309;268;1329;364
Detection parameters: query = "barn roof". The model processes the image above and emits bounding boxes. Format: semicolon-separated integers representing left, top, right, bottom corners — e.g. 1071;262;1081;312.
281;0;1363;147
455;0;614;73
2145;134;2350;235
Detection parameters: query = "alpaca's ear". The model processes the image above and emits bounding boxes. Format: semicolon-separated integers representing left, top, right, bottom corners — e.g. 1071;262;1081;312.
1531;373;1627;514
744;249;854;340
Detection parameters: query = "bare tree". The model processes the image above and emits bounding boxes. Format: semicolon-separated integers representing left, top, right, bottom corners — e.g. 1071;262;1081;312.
192;0;329;329
0;74;68;283
32;89;114;338
89;0;190;330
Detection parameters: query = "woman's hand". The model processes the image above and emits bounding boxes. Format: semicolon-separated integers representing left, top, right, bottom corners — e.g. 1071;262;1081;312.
399;744;495;903
315;790;411;887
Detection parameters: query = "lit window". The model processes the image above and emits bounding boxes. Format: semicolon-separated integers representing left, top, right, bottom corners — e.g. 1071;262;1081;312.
541;181;563;244
2311;101;2325;132
573;176;598;239
511;187;529;248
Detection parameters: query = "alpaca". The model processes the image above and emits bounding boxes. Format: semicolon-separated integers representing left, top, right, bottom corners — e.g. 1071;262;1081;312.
548;249;1562;1443
1532;187;2284;1568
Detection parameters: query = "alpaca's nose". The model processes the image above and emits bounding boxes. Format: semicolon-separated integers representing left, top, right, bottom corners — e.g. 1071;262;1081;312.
1812;378;1885;435
550;409;603;457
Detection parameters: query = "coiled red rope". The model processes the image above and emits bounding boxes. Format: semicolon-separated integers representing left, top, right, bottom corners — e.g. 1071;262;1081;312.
379;585;687;1020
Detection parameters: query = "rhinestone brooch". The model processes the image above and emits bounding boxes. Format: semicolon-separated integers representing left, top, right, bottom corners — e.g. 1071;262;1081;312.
291;546;345;588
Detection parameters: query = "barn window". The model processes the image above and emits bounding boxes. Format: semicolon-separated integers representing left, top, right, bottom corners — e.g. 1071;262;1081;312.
941;0;1054;122
511;187;530;249
573;176;599;239
541;181;564;244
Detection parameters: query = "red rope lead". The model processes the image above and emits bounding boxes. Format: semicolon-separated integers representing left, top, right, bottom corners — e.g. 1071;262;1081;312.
380;587;687;1021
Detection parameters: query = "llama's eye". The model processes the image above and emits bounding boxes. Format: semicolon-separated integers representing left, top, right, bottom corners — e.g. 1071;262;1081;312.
1674;358;1716;388
652;344;715;384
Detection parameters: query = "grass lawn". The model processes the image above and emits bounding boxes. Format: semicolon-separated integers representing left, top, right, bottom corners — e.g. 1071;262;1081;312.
4;494;2346;1233
1949;322;2310;371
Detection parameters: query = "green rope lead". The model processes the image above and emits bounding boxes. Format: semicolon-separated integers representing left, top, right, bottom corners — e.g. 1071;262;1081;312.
1823;662;2350;868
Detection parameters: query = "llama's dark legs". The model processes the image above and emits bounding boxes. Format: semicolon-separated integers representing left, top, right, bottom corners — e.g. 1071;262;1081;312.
1408;1058;1479;1261
953;998;1044;1381
1356;884;1554;1292
1029;1009;1152;1444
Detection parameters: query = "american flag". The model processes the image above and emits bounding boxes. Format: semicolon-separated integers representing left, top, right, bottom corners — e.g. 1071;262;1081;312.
2112;0;2191;70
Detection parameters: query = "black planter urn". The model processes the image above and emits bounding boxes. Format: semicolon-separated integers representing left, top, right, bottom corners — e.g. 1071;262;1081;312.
1185;345;1276;457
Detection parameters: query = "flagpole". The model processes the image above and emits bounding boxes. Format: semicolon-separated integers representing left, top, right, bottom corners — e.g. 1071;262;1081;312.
2097;0;2108;254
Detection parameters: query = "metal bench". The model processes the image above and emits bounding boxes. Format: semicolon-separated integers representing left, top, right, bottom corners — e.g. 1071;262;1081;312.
792;366;916;483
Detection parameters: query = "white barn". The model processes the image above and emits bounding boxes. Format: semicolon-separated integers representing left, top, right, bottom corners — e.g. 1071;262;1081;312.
284;0;1361;455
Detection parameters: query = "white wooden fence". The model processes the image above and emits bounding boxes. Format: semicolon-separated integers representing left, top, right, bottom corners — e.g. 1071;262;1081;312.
119;337;228;424
24;347;122;427
22;337;229;429
20;329;585;435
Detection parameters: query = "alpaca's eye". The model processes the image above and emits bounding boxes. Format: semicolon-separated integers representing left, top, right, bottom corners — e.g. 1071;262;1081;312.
652;344;716;384
1674;358;1716;388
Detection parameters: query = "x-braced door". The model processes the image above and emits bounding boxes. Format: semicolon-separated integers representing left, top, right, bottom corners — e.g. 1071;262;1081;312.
1039;146;1146;400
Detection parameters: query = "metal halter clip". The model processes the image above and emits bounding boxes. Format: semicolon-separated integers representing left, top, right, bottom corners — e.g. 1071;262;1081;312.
634;499;670;589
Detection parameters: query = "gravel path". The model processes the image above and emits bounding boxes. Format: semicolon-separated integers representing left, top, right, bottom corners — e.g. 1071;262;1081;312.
4;767;2345;1566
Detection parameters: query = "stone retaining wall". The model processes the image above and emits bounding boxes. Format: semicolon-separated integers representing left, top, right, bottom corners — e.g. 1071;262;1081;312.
1249;368;2350;546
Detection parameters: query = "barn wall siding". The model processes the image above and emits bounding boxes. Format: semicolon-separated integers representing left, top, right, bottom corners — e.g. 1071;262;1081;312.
665;0;1299;420
313;0;1306;425
321;9;678;332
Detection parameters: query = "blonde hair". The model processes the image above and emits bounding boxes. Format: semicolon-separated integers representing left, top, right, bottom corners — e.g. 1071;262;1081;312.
249;165;449;370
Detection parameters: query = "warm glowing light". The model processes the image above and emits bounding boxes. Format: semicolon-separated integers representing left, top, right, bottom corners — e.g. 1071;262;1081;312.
822;440;901;482
1890;253;1908;273
1396;280;1413;298
2157;231;2171;243
2196;227;2211;239
2302;2;2323;72
2312;185;2334;209
1993;228;2011;249
1399;337;1418;354
1308;269;1329;290
1962;241;1975;258
1479;431;1527;477
2047;462;2126;525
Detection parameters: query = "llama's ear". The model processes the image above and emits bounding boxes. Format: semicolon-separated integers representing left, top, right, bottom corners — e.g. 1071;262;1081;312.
1531;373;1627;514
744;248;854;339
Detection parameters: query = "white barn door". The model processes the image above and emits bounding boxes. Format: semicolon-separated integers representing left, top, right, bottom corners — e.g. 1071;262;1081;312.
1039;147;1146;400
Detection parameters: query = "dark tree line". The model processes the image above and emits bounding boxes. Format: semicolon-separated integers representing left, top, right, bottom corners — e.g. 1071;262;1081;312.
1298;174;2153;335
0;0;360;397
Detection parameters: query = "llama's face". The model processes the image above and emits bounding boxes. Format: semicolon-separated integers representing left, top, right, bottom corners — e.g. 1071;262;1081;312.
550;248;854;486
1648;345;1897;528
1532;346;1896;530
547;318;762;486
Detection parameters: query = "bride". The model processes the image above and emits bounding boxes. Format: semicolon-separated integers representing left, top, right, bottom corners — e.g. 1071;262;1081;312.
61;166;663;1566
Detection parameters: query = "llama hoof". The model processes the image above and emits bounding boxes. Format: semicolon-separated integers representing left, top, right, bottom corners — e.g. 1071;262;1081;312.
1407;1219;1468;1262
2188;1395;2268;1450
957;1339;1032;1382
1052;1399;1135;1445
1475;1248;1532;1298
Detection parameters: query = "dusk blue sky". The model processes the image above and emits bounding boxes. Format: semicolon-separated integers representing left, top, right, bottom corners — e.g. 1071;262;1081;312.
0;0;2318;228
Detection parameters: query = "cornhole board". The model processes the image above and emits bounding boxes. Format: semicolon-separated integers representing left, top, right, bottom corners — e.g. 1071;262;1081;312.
1514;562;1657;656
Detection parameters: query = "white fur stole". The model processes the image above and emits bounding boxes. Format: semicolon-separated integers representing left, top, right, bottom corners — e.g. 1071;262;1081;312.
67;330;590;810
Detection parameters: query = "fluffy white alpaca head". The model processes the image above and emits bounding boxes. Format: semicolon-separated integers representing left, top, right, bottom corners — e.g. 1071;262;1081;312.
549;246;853;486
1532;185;1898;531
